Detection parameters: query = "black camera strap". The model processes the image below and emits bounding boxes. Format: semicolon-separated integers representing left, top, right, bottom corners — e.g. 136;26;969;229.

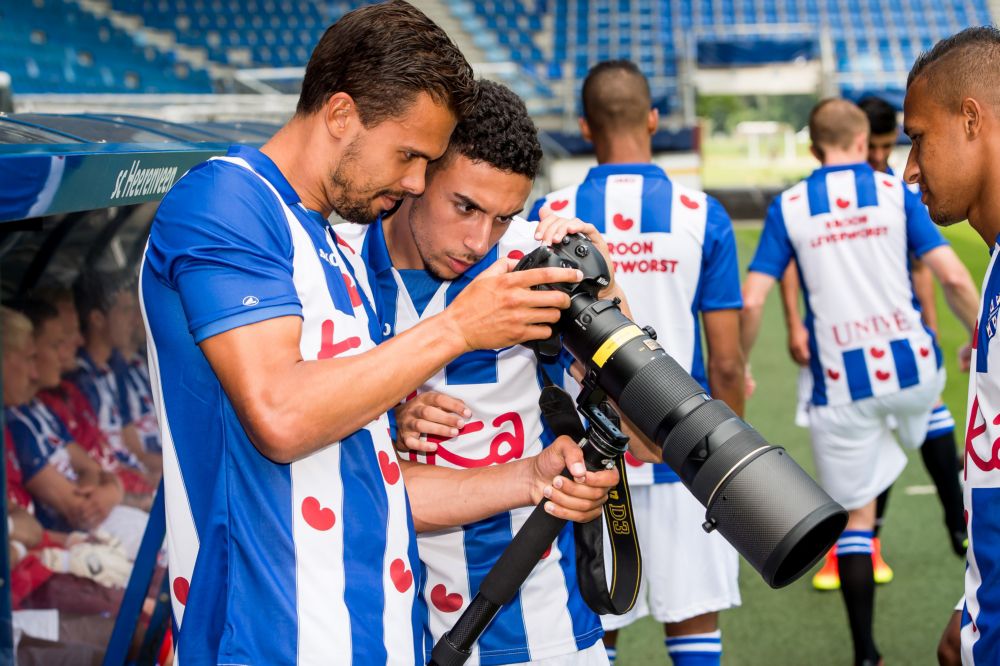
536;368;642;616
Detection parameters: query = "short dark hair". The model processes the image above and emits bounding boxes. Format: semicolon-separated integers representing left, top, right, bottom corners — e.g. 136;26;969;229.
296;0;477;126
857;96;898;135
581;60;651;134
434;79;542;180
908;26;1000;110
73;271;129;335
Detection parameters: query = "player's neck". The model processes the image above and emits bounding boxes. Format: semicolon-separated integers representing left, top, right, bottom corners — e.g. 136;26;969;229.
260;117;336;218
821;150;867;167
594;134;652;165
967;180;1000;247
382;200;424;270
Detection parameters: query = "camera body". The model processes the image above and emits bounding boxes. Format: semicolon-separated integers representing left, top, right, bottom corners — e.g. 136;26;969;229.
513;233;611;298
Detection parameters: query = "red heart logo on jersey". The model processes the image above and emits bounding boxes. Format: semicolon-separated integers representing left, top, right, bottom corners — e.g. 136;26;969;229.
541;544;552;559
836;198;851;209
624;451;645;467
378;450;400;485
919;347;930;357
430;584;463;612
390;558;413;593
875;370;892;381
680;194;700;209
789;194;802;201
826;369;841;380
613;213;634;231
301;496;336;531
870;347;886;359
883;179;895;188
549;199;569;211
507;250;524;261
173;577;190;605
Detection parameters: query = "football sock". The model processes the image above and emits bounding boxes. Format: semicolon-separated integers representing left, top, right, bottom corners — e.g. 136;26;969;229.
604;646;617;664
920;431;967;554
837;530;880;664
665;630;722;666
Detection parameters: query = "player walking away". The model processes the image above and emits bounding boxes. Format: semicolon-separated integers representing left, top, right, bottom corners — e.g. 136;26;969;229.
742;98;978;666
140;4;617;663
902;25;1000;665
780;95;975;593
340;79;643;666
530;60;744;666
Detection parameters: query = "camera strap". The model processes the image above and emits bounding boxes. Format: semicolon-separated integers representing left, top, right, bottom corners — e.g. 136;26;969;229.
536;370;642;616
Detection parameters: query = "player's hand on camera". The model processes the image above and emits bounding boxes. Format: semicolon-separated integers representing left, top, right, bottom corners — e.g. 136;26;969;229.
535;207;616;296
394;391;471;453
529;435;619;523
441;257;581;352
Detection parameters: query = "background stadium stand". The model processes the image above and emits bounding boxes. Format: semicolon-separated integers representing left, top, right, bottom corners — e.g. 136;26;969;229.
2;0;993;113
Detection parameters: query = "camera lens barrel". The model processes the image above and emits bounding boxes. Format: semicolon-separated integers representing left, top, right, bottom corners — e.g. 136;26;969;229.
559;292;847;588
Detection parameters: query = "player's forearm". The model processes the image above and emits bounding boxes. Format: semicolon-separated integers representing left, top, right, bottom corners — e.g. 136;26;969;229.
740;307;763;359
239;314;469;463
941;280;979;336
401;458;535;533
778;265;802;326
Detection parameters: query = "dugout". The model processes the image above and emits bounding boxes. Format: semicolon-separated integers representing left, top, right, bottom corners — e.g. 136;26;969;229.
0;112;277;664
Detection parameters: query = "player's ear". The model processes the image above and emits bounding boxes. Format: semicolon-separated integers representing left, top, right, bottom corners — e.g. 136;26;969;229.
323;92;358;140
961;97;983;139
578;117;592;143
647;108;659;135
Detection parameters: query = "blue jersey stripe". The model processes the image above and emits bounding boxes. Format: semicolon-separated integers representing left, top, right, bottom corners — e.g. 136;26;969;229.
464;513;531;663
972;487;1000;663
640;176;672;233
806;172;831;216
855;168;878;208
797;264;828;406
890;339;920;389
340;429;390;665
446;350;500;385
843;348;873;400
576;179;606;233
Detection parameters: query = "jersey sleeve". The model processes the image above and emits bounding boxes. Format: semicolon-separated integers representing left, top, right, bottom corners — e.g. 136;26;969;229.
748;197;794;278
904;186;948;258
7;415;50;483
698;198;743;311
144;161;303;344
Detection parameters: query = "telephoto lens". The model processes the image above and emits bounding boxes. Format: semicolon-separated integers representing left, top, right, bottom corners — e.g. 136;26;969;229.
514;234;847;588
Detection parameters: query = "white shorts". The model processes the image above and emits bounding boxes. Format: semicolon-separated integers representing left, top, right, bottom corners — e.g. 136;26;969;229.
508;641;609;666
808;369;945;511
601;483;741;630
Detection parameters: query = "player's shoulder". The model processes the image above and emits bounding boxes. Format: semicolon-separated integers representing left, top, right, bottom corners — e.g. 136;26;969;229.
530;184;581;220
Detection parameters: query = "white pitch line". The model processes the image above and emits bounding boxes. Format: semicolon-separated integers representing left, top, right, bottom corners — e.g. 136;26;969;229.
904;485;938;496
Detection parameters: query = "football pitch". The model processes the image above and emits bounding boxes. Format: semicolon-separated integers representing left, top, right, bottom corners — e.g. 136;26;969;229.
614;222;990;665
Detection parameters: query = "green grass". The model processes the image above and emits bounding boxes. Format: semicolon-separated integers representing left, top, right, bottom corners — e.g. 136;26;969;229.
615;222;991;665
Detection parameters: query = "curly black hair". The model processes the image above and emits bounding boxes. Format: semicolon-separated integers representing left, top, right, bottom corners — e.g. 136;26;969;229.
436;79;542;180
